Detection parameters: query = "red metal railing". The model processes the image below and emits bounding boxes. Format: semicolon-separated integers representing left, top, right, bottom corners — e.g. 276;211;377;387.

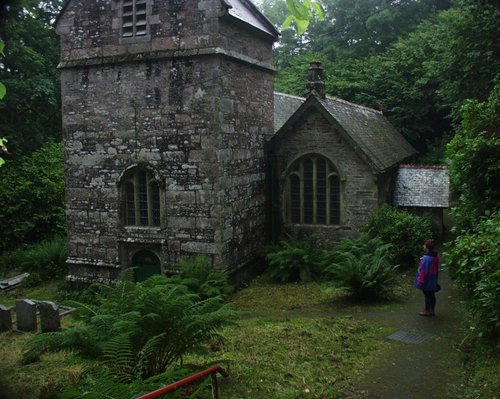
136;365;228;399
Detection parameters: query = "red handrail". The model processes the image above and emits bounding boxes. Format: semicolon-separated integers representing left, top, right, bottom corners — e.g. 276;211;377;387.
136;365;228;399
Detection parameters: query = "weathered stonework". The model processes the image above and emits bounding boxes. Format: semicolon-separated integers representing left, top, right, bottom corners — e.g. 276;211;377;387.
56;0;278;282
271;110;384;244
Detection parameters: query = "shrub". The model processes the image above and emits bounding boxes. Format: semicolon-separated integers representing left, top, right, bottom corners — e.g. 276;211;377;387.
445;211;500;341
265;238;323;283
0;236;67;281
0;142;65;253
446;85;500;232
323;235;398;299
170;256;233;299
363;205;434;268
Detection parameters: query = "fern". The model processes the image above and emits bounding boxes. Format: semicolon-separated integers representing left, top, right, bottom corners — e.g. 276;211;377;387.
103;333;136;383
324;236;398;299
168;256;233;299
60;367;193;399
24;273;237;380
266;238;322;282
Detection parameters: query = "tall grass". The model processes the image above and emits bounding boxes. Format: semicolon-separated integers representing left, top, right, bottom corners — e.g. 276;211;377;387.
0;236;67;283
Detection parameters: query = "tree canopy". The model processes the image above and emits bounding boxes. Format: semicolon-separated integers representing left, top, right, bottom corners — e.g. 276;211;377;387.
0;0;62;157
268;0;499;157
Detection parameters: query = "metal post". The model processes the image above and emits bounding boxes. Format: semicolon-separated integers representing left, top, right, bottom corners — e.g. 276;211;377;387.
211;373;219;399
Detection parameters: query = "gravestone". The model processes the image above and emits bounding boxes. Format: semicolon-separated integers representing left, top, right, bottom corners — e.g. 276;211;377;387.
16;299;37;332
39;301;61;332
0;304;13;331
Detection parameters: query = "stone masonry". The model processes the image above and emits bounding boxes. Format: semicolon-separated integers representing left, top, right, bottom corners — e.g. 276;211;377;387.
271;109;390;244
56;0;278;282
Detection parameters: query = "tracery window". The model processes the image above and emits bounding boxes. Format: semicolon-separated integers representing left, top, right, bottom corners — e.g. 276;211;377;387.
122;0;148;38
122;169;161;227
287;155;341;225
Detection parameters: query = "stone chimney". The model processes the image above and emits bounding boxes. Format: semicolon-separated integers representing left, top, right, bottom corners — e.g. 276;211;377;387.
307;61;325;99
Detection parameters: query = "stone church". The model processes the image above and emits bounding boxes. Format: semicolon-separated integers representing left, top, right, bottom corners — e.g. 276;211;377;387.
55;0;416;283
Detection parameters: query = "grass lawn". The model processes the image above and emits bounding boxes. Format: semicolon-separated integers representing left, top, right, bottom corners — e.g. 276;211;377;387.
187;316;389;399
183;277;396;398
0;276;394;398
0;325;89;399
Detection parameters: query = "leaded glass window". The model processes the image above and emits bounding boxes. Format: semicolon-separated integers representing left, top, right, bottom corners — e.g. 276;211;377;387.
287;155;341;225
123;169;161;227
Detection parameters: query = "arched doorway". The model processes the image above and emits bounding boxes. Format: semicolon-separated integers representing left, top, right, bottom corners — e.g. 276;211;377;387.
132;250;161;282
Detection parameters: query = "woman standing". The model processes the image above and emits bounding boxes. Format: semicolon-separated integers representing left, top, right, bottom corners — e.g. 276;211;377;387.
414;239;440;316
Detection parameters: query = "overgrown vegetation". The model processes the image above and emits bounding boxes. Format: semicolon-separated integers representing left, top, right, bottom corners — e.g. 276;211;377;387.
323;235;398;299
445;212;499;341
19;271;236;397
265;238;322;283
0;236;67;281
265;211;429;298
445;84;499;344
0;143;65;253
1;0;498;396
363;205;434;268
1;277;395;399
446;84;500;232
24;274;236;371
169;256;234;299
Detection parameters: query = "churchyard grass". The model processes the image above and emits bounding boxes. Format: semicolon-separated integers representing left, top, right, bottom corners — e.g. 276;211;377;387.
0;319;90;399
185;316;390;398
0;276;398;398
0;279;61;307
183;276;397;398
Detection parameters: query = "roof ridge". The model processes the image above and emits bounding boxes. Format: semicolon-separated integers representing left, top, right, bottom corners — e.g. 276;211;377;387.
324;95;382;114
274;92;305;101
399;164;448;170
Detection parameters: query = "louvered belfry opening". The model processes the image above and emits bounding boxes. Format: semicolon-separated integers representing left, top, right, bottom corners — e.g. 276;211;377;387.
122;0;147;38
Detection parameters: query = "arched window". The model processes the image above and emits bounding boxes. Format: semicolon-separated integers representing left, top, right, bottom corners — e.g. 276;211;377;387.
122;168;161;227
287;155;341;225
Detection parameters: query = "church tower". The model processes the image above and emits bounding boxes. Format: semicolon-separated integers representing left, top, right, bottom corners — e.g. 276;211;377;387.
55;0;278;282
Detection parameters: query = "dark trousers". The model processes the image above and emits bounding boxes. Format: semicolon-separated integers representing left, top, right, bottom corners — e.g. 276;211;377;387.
423;290;436;312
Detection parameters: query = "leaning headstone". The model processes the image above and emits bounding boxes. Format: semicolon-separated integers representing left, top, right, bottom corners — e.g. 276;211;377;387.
16;299;37;332
39;301;61;332
0;304;13;331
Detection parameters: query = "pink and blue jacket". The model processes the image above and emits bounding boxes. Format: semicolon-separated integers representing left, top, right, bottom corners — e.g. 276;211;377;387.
414;252;440;291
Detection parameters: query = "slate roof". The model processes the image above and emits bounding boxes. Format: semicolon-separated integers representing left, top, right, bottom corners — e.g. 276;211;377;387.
274;92;304;132
56;0;280;41
223;0;279;40
273;92;417;173
393;165;450;208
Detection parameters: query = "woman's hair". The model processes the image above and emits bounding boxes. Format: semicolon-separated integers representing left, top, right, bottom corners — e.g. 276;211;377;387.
424;239;435;251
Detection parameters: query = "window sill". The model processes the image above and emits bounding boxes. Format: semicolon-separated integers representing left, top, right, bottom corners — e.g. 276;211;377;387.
285;223;345;228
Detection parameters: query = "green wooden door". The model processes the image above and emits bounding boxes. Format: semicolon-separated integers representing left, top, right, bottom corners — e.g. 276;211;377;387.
132;250;161;282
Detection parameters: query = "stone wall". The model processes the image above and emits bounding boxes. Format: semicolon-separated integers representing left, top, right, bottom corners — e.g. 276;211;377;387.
56;0;223;63
271;109;380;244
57;0;275;281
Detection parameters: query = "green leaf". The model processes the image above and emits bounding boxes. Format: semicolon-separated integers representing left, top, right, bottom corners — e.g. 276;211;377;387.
295;18;310;35
310;1;325;20
282;14;294;30
286;0;309;21
0;82;6;100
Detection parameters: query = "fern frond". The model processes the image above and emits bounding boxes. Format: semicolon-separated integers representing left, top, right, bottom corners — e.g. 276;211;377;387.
103;333;136;383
